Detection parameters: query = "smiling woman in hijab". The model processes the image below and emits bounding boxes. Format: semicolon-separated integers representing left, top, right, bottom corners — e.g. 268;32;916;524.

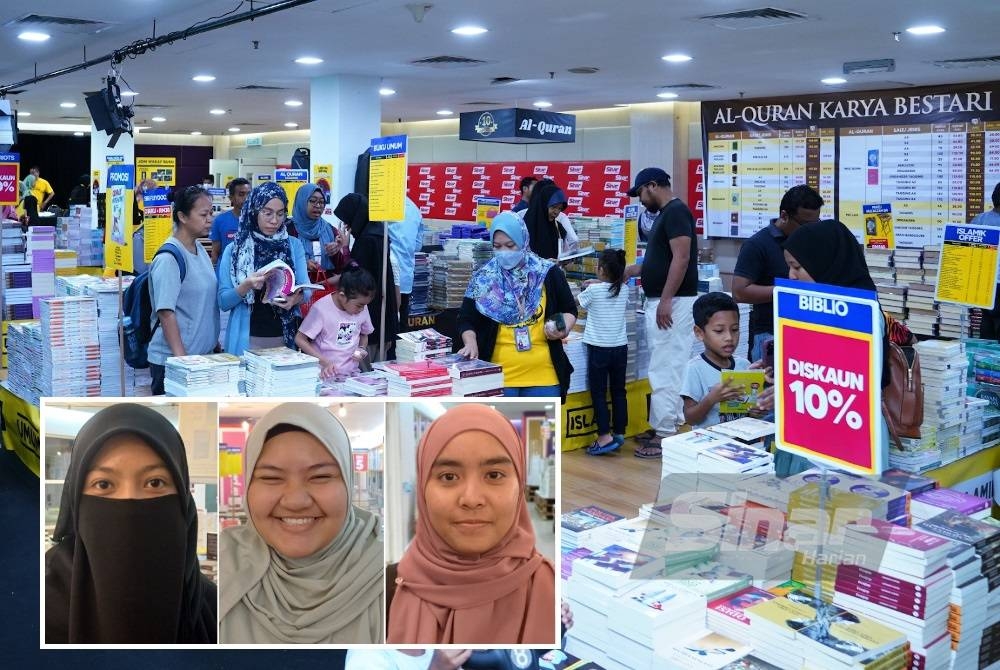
219;403;383;643
218;181;311;355
292;183;350;284
458;211;577;399
387;404;556;644
45;404;217;644
334;193;399;359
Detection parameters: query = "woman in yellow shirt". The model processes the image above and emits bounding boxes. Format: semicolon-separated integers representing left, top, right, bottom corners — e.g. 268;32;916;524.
457;211;577;399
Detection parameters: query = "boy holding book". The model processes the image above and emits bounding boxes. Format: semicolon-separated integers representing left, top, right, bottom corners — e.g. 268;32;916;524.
681;292;763;429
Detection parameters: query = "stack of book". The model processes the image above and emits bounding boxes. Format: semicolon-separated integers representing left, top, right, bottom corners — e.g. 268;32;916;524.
922;245;941;283
2;260;33;321
242;347;319;396
343;371;388;396
911;489;992;523
374;360;452;396
164;353;242;396
707;586;777;645
961;397;989;456
39;296;101;397
29;226;56;318
561;505;625;552
833;519;954;669
662;630;754;669
395;328;452;361
83;280;128;396
916;340;968;463
705;417;775;446
429;255;473;309
54;249;77;274
6;321;42;405
564;331;589;393
659;431;734;498
671;561;754;601
696;441;774;475
604;580;707;670
865;248;894;284
894;248;923;284
409;251;430;315
435;354;504;396
445;238;492;266
607;510;722;574
876;283;906;321
906;282;938;336
879;468;937;497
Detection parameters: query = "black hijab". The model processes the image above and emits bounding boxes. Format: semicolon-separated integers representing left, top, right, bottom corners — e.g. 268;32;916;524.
45;404;217;644
334;192;370;237
522;178;564;260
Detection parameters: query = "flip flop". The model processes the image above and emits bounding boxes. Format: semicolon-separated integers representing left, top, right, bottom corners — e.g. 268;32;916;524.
634;444;662;459
587;439;620;456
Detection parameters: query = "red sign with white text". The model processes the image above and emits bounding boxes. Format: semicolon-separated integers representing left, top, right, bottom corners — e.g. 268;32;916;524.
353;451;368;472
406;160;630;220
688;158;704;236
0;156;19;207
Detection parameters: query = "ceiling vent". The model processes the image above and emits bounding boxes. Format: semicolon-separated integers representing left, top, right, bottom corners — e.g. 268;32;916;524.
698;7;808;30
4;13;112;34
843;58;895;75
567;66;600;74
931;55;1000;69
409;55;488;67
463;101;504;106
490;77;520;85
236;84;290;91
658;83;720;90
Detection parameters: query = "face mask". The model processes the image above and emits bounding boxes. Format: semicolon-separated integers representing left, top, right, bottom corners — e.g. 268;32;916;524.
495;249;524;270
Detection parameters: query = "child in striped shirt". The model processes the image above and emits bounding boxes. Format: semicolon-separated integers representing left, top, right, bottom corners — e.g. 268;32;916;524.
578;249;630;455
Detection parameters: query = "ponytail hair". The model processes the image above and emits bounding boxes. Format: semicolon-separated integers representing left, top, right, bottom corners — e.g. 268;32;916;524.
599;248;627;298
339;264;376;300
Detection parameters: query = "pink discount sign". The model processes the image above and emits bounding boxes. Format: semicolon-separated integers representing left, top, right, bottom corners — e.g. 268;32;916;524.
0;152;19;206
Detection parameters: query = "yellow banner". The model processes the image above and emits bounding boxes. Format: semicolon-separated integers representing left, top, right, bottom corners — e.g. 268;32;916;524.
562;378;651;451
0;384;40;475
936;223;1000;308
142;190;173;264
136;157;177;187
369;135;407;221
624;204;639;264
862;203;895;250
104;165;135;272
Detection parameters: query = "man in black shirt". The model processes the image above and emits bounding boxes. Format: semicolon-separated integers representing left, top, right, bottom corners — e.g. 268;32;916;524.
624;167;698;458
732;184;823;361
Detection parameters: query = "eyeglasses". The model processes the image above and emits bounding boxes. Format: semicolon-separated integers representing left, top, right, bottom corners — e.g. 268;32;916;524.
307;197;325;206
260;208;287;221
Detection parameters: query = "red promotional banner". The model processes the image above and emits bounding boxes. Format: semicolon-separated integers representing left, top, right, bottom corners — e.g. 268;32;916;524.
353;451;368;472
406;160;630;221
688;158;705;236
0;153;19;207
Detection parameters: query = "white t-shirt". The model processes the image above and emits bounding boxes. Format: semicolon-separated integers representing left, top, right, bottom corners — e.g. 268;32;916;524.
345;650;433;670
578;282;629;347
681;354;751;429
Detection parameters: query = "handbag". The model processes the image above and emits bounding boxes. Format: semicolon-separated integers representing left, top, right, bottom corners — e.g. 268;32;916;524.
300;268;335;319
882;342;923;447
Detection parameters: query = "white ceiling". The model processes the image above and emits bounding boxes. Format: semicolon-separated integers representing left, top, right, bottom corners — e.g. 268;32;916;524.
3;1;999;136
219;400;385;437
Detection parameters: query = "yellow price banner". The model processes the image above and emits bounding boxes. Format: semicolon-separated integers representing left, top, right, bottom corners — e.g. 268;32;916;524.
368;135;407;221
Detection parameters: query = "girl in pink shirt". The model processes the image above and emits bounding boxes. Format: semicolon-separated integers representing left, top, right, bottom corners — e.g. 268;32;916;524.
295;266;375;379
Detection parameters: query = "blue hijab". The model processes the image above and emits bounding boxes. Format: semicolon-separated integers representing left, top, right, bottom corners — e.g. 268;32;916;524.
292;184;337;270
465;212;554;325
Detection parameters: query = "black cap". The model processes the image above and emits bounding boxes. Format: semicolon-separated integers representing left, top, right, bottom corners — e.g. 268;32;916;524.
628;167;670;197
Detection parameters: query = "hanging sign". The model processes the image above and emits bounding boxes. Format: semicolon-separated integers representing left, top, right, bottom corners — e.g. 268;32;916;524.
104;164;135;272
274;168;309;207
460;108;576;144
136;157;177;187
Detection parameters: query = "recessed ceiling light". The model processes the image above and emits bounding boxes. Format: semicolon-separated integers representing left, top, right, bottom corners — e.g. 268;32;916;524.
210;108;226;115
59;102;77;108
284;99;303;107
436;109;453;116
73;132;84;137
18;111;30;117
661;53;693;63
656;92;679;99
120;90;138;97
18;31;50;42
151;116;166;122
821;77;847;85
906;25;945;35
379;87;396;96
228;127;241;132
191;131;202;136
533;100;553;108
284;122;299;128
192;74;216;82
295;56;323;65
451;25;488;36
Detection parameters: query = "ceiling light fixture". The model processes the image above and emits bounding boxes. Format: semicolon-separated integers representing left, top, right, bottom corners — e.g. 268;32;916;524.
906;24;945;35
284;122;299;128
192;74;216;82
295;56;324;65
533;100;553;108
656;92;679;99
151;116;166;122
379;87;396;96
18;31;50;42
228;127;240;132
18;112;31;117
73;132;84;136
661;53;693;63
210;108;226;115
59;102;77;108
436;109;453;116
821;77;847;85
451;26;488;36
191;131;202;135
284;99;303;107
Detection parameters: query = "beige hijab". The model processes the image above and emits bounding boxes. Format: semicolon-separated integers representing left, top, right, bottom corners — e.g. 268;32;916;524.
219;403;384;643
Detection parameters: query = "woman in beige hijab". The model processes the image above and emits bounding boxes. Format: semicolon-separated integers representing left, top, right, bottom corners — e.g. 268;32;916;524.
219;402;383;643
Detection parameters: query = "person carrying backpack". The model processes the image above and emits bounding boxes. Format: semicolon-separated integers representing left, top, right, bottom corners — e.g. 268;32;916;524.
146;185;220;395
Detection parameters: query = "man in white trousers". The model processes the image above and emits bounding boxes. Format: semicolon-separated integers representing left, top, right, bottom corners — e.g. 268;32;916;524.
624;167;699;458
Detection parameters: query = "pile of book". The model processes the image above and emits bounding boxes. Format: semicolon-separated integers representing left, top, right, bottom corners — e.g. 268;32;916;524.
84;280;128;396
164;353;242;396
39;296;101;397
865;248;894;284
242;347;319;396
374;360;452;396
916;339;969;463
561;505;625;552
911;488;992;523
436;353;504;396
564;331;589;393
6;321;42;405
342;371;388;396
444;238;492;266
707;585;777;645
29;226;56;318
54;249;77;274
429;255;473;309
877;283;906;322
409;251;430;315
894;248;923;284
395;328;452;361
663;630;755;669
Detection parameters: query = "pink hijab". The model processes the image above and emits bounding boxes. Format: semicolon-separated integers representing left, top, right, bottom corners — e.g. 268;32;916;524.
388;404;556;644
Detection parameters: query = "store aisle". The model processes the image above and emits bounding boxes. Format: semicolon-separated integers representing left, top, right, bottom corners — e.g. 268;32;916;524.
531;502;555;560
561;439;662;517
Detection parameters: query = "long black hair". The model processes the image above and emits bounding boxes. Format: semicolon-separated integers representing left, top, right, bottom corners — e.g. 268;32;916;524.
599;248;627;298
172;185;210;226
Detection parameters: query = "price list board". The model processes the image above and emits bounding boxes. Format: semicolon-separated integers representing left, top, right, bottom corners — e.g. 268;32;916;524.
701;82;1000;245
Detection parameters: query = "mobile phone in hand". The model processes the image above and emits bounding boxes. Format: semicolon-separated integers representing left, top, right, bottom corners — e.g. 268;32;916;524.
553;313;566;332
763;339;774;371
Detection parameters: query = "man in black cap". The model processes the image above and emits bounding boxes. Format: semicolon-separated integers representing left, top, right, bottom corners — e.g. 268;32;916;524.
624;167;698;458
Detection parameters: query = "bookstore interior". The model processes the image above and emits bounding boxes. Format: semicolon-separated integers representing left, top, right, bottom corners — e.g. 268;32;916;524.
5;1;1000;668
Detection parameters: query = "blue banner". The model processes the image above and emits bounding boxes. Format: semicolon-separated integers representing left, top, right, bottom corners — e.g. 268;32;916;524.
944;224;1000;246
459;108;576;144
0;152;18;162
106;164;135;189
274;168;309;181
142;187;170;207
774;279;877;335
370;135;407;158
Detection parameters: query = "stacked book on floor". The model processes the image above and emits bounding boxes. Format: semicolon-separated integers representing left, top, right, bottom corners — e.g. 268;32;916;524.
29;226;56;318
429;255;473;309
395;328;452;361
83;279;127;395
39;296;101;397
917;339;969;464
164;353;242;396
342;371;388;396
373;360;452;396
876;283;907;322
435;353;504;396
409;251;430;315
242;347;319;396
6;320;42;404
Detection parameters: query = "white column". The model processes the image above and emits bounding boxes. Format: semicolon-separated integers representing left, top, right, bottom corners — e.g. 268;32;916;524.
89;124;134;229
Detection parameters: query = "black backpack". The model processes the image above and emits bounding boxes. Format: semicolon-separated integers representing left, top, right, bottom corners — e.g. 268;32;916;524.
122;243;187;368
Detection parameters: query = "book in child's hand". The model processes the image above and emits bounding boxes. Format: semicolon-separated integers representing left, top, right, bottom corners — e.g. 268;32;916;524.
258;259;323;303
719;369;766;414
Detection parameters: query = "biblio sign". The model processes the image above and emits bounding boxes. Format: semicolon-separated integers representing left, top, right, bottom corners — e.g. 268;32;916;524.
460;108;576;144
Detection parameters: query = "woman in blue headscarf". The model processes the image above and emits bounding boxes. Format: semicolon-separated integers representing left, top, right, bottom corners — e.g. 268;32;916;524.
217;181;311;355
292;183;350;285
457;211;577;399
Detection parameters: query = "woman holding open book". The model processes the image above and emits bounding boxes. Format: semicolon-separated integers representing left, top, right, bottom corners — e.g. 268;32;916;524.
217;182;311;356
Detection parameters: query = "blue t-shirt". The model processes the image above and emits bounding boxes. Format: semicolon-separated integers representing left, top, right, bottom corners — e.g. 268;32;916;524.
210;210;239;253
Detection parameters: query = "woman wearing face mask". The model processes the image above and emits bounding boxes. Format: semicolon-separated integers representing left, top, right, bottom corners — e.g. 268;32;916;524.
292;183;350;286
45;404;217;643
218;182;311;356
219;403;383;643
457;211;577;399
387;404;556;644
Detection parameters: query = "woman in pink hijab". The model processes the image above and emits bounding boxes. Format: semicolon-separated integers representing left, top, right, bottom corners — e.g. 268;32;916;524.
387;403;556;644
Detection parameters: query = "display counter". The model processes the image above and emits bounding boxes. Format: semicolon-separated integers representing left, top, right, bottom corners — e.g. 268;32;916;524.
0;383;40;476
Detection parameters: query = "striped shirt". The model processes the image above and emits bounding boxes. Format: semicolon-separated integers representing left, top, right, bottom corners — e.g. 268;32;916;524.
578;282;629;347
